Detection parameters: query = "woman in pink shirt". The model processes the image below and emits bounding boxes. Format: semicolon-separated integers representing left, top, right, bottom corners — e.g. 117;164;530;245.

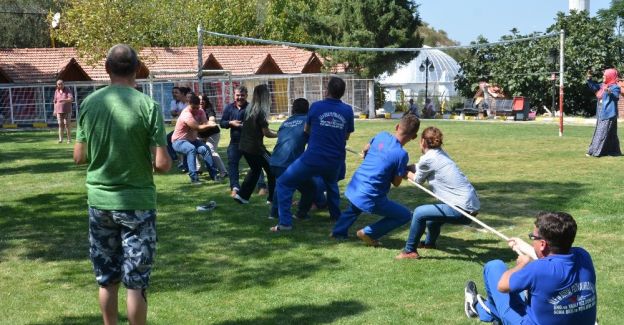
53;79;73;143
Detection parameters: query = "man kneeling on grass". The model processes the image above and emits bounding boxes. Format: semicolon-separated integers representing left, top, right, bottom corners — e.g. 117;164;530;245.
464;212;597;325
330;114;420;245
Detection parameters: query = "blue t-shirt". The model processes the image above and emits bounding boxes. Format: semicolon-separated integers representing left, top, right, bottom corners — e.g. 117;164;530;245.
270;114;308;168
345;132;408;212
509;247;597;325
300;98;354;166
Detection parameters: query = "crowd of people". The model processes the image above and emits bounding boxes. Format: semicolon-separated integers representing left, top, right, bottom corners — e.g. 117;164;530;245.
72;44;599;325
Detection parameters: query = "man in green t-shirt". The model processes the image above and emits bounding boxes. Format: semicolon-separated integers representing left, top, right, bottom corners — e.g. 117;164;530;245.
73;44;171;325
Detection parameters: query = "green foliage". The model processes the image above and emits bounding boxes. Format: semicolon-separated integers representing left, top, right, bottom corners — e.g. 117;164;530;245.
0;0;66;48
374;81;386;109
455;11;623;116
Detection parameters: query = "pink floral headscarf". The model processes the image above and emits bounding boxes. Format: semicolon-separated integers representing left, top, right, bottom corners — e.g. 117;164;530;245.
596;68;619;98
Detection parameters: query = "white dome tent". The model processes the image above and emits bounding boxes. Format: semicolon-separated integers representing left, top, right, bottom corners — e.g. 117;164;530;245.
378;46;460;111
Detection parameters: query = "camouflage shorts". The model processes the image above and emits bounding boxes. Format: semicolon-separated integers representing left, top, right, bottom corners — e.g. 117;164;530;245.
88;207;157;289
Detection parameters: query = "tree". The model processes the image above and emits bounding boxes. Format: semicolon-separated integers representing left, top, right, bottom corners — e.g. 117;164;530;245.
0;0;66;48
455;11;620;116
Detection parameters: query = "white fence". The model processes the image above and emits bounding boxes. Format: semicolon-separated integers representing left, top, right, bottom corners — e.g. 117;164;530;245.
0;74;373;125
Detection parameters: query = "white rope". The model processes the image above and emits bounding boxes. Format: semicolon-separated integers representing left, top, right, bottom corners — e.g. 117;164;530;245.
199;29;558;52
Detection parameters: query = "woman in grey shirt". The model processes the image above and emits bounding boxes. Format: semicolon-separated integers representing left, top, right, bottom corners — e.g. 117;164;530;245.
397;126;480;260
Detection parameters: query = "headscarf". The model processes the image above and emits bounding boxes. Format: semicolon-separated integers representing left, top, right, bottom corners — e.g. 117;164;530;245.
596;68;619;98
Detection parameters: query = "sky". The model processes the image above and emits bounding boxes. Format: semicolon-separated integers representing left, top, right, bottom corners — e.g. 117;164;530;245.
417;0;612;45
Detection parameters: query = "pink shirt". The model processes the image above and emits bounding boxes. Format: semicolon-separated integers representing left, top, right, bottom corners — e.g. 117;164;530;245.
53;87;73;115
171;107;208;142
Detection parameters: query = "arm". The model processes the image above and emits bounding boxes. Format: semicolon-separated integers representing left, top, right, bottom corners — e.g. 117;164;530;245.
73;142;87;164
152;146;172;173
219;106;232;128
345;132;351;140
262;127;277;138
586;79;601;93
361;143;371;158
392;175;403;187
497;255;532;293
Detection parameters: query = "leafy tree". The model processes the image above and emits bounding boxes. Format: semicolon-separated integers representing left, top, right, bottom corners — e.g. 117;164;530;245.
455;11;620;116
0;0;66;47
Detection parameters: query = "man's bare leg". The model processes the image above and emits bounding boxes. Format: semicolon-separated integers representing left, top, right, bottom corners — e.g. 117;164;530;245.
127;288;147;325
99;283;120;325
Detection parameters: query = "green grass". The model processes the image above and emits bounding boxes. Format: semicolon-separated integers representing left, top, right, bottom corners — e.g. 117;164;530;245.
1;120;623;324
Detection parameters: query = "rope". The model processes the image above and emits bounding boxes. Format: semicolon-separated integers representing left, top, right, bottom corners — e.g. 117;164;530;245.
199;29;558;52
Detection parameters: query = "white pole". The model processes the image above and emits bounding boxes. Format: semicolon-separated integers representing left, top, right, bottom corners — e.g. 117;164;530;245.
197;24;203;85
368;80;375;118
559;29;565;137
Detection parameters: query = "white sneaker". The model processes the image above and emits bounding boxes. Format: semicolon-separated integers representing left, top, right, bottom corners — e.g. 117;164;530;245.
464;281;479;318
232;193;249;204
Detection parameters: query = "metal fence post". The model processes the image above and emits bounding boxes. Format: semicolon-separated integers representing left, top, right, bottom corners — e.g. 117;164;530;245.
287;76;291;116
8;87;14;124
368;80;375;118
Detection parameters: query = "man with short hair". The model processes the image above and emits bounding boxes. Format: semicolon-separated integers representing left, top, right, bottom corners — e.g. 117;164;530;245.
273;76;354;231
464;212;597;325
331;114;421;244
220;86;248;195
405;98;420;117
74;44;172;325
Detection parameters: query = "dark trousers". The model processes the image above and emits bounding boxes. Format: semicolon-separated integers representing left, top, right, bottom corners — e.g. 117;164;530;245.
239;150;274;201
227;142;243;191
270;166;315;218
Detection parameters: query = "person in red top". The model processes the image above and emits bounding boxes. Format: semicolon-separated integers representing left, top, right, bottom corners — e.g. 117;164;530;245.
53;79;73;143
171;94;219;184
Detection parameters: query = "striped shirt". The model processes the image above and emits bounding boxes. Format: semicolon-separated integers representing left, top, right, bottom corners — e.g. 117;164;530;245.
414;148;480;213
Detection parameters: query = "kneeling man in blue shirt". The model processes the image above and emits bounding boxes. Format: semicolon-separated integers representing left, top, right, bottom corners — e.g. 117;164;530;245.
331;114;421;245
464;211;597;325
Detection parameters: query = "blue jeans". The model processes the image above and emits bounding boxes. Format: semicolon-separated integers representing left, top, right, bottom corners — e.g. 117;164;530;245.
173;139;217;181
227;142;243;190
332;199;411;240
270;166;315;219
276;158;341;227
403;203;471;252
478;260;527;324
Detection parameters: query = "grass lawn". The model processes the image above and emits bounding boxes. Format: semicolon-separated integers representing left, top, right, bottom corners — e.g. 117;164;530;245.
1;120;622;324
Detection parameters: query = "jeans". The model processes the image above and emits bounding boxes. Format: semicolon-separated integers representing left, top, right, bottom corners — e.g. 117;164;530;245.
403;203;471;252
239;150;274;201
227;142;243;190
172;139;217;181
332;199;411;240
477;260;527;324
276;158;341;227
204;133;227;175
270;166;315;219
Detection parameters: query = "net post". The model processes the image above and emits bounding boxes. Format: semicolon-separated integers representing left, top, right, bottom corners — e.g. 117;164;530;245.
197;24;203;86
559;29;565;137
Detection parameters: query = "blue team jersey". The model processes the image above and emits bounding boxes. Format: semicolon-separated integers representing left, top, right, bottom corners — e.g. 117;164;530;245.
300;98;354;166
270;114;308;168
345;132;408;212
509;247;597;325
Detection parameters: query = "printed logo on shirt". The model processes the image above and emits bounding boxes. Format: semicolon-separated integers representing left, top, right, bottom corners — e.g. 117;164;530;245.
319;112;346;129
283;119;304;128
549;282;596;315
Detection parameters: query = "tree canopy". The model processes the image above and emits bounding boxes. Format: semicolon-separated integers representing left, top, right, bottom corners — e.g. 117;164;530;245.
53;0;422;77
0;0;66;48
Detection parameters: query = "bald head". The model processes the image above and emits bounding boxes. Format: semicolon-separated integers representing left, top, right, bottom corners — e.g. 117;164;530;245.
105;44;139;77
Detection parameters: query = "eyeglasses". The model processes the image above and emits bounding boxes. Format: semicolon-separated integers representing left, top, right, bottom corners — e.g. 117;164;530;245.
528;233;544;241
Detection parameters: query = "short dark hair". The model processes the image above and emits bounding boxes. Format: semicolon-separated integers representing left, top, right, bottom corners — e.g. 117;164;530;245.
189;94;200;105
235;85;248;94
105;44;139;77
327;76;346;99
535;211;577;254
292;98;309;114
399;114;420;137
172;86;180;92
180;87;191;95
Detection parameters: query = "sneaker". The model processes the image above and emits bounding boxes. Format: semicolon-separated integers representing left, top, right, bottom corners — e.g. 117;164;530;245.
293;213;311;220
196;201;217;211
395;251;420;260
356;229;381;247
258;188;269;196
230;187;239;197
191;179;202;186
464;281;479;318
418;241;437;249
232;193;249;204
270;224;292;232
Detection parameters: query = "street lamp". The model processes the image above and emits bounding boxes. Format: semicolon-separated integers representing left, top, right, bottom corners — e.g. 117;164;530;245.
419;57;435;104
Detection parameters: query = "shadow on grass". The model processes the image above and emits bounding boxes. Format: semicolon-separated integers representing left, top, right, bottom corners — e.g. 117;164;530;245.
0;148;76;175
0;192;87;261
28;314;110;325
214;300;368;325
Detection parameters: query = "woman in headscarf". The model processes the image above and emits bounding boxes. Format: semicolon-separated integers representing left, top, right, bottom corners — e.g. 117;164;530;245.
586;68;622;157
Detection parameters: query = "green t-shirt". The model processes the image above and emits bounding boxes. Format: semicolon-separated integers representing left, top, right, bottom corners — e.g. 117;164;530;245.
76;85;167;210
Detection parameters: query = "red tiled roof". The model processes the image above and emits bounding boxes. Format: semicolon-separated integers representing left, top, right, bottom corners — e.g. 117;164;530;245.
0;45;345;84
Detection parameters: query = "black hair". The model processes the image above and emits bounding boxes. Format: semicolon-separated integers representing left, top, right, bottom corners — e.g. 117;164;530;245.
535;212;577;254
292;98;309;114
105;44;139;77
180;87;191;95
327;76;346;99
235;85;248;94
189;94;200;105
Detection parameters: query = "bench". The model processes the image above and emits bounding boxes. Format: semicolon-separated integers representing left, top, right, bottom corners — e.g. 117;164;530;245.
456;99;479;116
488;98;513;116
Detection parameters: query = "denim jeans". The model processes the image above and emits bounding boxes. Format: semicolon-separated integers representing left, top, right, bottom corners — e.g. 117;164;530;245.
403;203;471;252
172;139;216;181
270;166;315;219
276;158;341;227
332;199;411;240
477;260;527;324
227;142;243;190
